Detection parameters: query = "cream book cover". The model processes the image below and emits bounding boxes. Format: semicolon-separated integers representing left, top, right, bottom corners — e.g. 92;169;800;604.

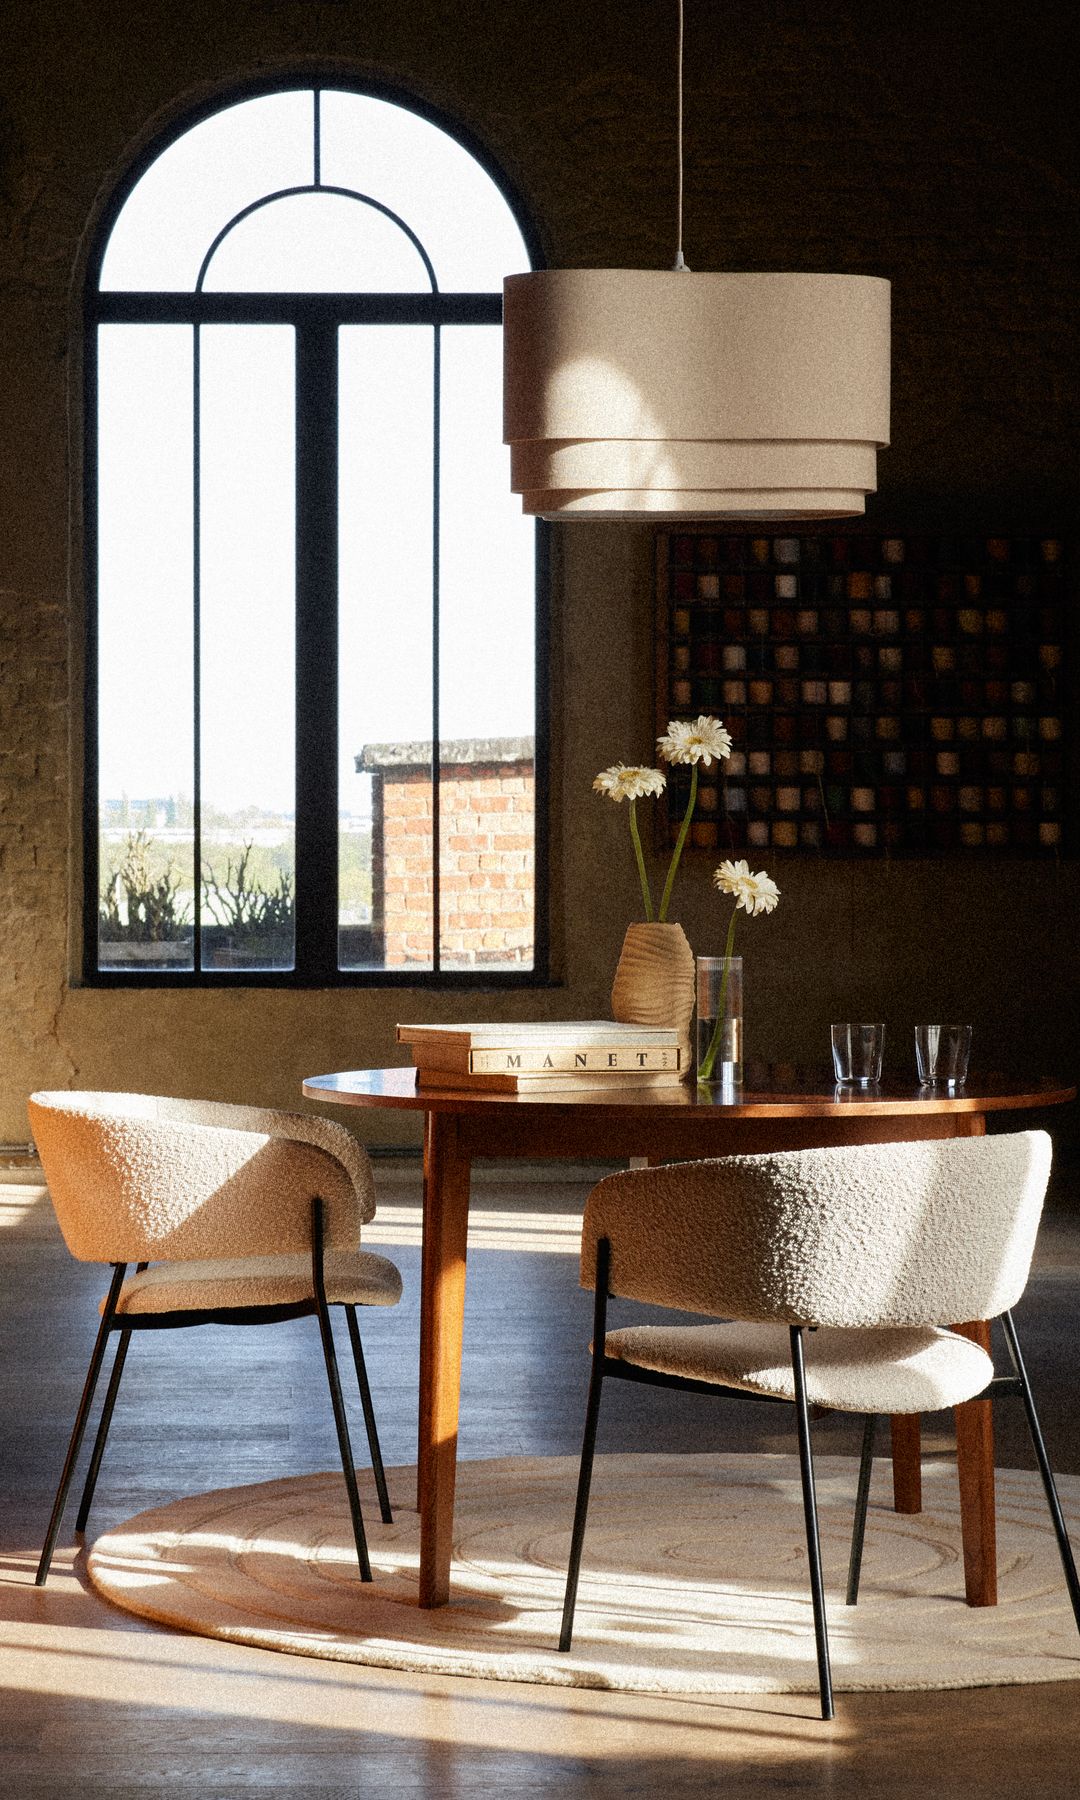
397;1020;680;1047
398;1020;683;1076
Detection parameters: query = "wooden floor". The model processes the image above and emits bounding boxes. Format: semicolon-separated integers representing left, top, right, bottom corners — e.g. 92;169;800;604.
3;1154;1080;1798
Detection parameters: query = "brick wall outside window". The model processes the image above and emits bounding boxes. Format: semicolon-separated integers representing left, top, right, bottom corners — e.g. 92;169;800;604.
357;739;535;969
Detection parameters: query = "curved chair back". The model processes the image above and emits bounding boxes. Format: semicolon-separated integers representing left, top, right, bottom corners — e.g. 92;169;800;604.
581;1131;1052;1328
28;1091;375;1263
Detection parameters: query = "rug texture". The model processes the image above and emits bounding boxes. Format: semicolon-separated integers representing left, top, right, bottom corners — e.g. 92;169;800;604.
86;1453;1080;1695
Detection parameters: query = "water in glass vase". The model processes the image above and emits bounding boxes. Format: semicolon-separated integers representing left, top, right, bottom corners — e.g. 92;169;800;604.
696;955;743;1085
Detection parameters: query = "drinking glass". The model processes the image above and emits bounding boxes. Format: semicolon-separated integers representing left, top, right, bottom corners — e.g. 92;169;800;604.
831;1022;885;1086
915;1023;972;1090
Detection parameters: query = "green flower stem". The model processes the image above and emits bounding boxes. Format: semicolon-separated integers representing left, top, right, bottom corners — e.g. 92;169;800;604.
628;799;654;921
658;761;698;922
697;904;740;1082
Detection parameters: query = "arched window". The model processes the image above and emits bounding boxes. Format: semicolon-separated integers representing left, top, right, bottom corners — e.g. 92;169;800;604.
86;83;545;983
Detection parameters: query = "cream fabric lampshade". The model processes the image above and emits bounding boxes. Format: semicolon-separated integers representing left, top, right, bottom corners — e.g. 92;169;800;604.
503;269;890;521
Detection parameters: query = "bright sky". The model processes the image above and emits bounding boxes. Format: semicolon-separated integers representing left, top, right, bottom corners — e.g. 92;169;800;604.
96;89;535;821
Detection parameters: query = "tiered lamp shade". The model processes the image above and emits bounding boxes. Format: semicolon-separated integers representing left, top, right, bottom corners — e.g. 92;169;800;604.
503;270;890;521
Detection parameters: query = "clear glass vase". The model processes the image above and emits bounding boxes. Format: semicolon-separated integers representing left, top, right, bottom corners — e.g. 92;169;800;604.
696;955;743;1085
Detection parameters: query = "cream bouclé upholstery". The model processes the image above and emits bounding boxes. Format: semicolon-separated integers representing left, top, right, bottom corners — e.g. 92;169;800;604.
110;1251;402;1317
29;1090;402;1588
582;1131;1052;1337
28;1090;398;1316
582;1133;1052;1415
28;1090;375;1261
603;1321;994;1413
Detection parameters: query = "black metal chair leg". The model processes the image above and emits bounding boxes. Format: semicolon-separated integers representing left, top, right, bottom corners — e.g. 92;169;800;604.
560;1237;612;1653
846;1414;878;1606
344;1305;392;1524
791;1327;835;1720
75;1326;133;1532
312;1201;371;1582
36;1262;127;1586
1001;1310;1080;1634
559;1356;605;1653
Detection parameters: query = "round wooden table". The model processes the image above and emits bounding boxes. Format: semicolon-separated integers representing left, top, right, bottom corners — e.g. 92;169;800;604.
302;1066;1075;1608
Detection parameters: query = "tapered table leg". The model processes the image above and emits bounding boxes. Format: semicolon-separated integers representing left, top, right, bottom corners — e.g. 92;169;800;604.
417;1111;471;1608
890;1415;923;1513
954;1318;997;1606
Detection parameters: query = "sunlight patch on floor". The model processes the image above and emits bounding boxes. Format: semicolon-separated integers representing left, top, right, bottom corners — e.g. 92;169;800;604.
0;1183;49;1230
364;1204;582;1253
0;1550;840;1748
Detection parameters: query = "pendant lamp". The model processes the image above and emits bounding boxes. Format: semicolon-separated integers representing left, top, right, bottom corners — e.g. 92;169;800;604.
503;4;890;522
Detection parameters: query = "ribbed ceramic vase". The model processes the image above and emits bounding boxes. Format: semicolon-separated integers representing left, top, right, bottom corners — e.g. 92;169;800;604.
611;922;695;1077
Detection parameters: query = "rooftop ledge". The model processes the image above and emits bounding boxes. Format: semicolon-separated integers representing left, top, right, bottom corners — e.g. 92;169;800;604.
356;737;535;773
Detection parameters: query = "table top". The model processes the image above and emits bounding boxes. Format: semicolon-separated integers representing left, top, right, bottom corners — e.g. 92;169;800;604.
302;1065;1075;1120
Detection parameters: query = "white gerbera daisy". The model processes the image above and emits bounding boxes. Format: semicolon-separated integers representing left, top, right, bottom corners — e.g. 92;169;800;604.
745;870;781;915
714;860;781;915
592;764;667;802
592;762;665;918
713;858;756;907
657;715;733;767
698;860;781;1082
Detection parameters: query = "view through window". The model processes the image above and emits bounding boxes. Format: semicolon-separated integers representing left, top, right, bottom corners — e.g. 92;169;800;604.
89;85;540;981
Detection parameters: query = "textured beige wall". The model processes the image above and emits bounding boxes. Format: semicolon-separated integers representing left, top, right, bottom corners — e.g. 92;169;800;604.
2;0;1078;1147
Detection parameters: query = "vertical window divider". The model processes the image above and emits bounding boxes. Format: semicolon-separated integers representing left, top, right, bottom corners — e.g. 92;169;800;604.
82;315;101;981
432;322;442;973
294;312;340;980
192;322;203;971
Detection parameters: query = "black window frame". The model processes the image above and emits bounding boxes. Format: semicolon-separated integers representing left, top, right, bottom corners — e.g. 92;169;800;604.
82;73;550;989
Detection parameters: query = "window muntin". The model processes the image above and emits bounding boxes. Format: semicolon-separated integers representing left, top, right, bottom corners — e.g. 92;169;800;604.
89;82;541;984
201;193;435;293
99;89;530;293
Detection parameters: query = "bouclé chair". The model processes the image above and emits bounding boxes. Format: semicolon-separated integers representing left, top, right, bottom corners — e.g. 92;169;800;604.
29;1090;403;1587
559;1131;1080;1718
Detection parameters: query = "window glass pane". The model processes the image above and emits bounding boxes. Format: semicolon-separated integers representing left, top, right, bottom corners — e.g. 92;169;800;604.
100;91;313;291
199;326;296;971
439;326;536;971
97;325;195;971
321;90;529;291
202;190;432;293
338;327;435;971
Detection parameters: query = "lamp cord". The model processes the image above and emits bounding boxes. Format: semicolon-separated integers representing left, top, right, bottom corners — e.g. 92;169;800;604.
673;0;690;271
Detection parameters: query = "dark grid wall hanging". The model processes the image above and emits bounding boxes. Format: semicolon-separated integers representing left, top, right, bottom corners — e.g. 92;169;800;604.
656;532;1072;857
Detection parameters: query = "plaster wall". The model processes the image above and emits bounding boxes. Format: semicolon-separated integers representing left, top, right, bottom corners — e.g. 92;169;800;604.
2;0;1078;1147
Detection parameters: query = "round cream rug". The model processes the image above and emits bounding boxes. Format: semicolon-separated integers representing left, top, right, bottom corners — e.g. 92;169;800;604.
86;1453;1080;1695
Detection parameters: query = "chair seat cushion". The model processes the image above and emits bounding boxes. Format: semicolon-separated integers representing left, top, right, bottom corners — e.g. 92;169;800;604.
602;1320;995;1413
107;1250;403;1316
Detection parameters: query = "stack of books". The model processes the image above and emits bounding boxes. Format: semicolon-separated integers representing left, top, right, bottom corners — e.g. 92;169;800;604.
397;1020;685;1092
